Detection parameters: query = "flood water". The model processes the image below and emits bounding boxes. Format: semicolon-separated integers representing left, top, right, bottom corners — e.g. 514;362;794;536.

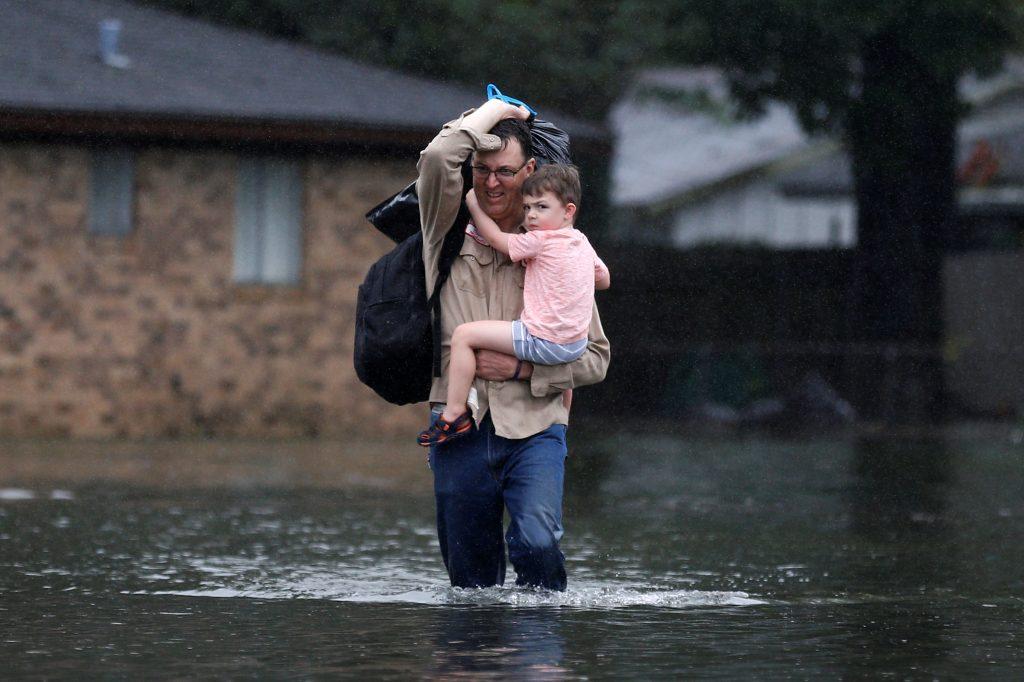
1;429;1022;678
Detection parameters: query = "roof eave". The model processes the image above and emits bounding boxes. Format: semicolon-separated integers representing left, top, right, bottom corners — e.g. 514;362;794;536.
0;107;612;154
0;107;437;150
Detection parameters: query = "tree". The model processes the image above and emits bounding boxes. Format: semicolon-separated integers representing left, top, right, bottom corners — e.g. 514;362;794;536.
675;0;1024;423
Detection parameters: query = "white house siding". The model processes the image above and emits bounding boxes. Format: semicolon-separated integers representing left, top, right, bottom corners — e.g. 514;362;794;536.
774;198;857;248
670;180;856;249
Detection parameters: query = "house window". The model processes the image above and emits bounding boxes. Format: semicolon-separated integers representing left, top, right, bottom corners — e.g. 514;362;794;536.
89;147;134;235
233;157;304;285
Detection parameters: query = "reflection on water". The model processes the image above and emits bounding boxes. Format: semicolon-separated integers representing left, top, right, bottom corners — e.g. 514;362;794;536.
1;430;1022;677
426;607;567;679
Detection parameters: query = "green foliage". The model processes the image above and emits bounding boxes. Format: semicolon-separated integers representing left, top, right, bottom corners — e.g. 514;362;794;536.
139;0;306;37
631;82;736;123
681;0;1024;134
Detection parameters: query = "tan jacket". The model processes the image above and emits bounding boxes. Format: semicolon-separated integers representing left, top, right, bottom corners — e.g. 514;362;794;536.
416;110;611;438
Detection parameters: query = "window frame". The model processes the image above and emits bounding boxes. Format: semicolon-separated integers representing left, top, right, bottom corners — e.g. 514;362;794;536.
88;146;136;237
233;155;305;286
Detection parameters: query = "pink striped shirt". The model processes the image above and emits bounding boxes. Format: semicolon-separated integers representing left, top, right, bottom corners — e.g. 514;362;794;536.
506;227;608;345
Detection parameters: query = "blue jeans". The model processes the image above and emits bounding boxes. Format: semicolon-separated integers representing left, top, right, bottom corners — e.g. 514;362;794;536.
428;411;568;591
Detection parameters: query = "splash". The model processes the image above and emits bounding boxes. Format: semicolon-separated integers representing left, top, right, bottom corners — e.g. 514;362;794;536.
0;488;75;501
135;572;763;609
446;585;764;608
0;488;36;501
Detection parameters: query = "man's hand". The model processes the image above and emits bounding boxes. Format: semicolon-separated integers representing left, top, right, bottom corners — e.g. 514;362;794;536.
475;349;533;381
478;99;530;123
505;103;532;121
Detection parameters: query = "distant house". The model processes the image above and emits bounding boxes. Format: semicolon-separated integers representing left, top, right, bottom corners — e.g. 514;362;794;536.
611;63;1024;250
0;0;606;437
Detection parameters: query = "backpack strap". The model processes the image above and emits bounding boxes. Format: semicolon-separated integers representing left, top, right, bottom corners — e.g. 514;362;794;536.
429;218;469;378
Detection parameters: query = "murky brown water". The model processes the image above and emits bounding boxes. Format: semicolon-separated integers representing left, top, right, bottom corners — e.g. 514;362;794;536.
1;429;1022;677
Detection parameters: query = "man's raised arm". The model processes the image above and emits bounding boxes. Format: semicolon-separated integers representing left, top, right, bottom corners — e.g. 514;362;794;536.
416;100;524;295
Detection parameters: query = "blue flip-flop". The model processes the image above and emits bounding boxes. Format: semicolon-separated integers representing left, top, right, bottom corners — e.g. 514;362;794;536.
486;83;537;121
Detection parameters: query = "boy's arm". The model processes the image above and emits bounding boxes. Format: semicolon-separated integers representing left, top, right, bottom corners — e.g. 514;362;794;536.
595;256;611;290
465;190;512;255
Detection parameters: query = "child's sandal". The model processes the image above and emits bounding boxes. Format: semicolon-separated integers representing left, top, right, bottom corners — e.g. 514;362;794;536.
417;412;474;447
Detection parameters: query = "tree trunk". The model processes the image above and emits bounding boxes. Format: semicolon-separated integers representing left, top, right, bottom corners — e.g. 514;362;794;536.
846;35;959;425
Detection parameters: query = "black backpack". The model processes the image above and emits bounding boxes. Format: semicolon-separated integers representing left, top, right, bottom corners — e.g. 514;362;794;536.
353;185;467;405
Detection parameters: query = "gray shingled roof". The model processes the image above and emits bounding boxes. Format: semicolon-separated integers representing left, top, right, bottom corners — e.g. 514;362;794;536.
0;0;604;140
610;68;815;207
613;62;1024;208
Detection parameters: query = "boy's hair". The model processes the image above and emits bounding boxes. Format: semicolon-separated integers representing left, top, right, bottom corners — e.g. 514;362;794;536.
488;119;532;161
522;163;581;209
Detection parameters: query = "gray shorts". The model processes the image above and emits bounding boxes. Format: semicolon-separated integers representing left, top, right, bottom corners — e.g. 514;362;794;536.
512;319;587;366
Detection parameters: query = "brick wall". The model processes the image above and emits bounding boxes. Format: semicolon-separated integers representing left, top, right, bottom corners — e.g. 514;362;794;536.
0;142;425;438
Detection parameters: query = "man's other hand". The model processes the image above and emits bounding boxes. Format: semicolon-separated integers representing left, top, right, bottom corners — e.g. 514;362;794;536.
475;349;533;381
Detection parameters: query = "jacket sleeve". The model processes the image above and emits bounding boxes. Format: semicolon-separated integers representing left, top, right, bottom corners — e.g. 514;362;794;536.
416;110;502;297
529;302;611;396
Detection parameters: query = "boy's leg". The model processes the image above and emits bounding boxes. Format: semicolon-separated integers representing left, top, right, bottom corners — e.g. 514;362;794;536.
443;320;516;421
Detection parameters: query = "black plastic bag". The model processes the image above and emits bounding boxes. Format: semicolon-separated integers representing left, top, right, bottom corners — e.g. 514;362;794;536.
528;118;572;166
365;117;572;244
363;183;423;244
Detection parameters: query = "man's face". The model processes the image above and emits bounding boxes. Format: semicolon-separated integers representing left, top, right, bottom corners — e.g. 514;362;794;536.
471;139;535;225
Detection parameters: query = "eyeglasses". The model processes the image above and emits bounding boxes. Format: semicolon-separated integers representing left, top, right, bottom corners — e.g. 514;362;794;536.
471;161;529;181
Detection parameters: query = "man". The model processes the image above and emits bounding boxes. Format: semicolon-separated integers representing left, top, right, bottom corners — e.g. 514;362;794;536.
416;99;611;591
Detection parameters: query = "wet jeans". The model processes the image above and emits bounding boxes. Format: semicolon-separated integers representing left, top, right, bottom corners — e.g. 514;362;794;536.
428;412;568;591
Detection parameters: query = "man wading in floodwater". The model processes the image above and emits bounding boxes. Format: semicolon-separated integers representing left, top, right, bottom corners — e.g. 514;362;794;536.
417;99;610;591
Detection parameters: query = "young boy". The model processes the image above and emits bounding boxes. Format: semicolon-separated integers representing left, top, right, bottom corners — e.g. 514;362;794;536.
418;163;610;446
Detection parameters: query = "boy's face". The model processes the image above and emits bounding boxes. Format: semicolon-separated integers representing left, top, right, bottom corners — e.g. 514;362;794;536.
523;190;576;231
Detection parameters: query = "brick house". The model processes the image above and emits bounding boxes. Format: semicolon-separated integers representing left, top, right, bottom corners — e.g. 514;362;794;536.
0;0;606;437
